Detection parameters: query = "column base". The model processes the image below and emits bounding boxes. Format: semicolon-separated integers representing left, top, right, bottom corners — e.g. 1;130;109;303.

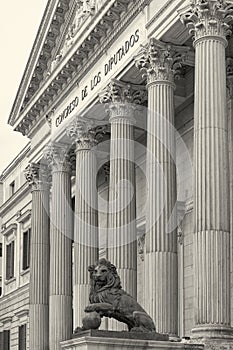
191;325;233;339
60;330;203;350
188;325;233;350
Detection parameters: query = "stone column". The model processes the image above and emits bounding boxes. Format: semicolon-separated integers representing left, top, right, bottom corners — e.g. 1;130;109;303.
44;144;73;350
99;80;146;330
135;39;185;337
180;0;233;337
66;120;99;329
227;58;233;323
25;163;50;350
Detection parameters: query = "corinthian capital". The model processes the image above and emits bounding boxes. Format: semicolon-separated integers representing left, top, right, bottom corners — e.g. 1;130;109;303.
99;79;147;105
66;119;99;151
43;143;71;173
99;79;147;123
134;38;187;85
24;163;50;191
179;0;233;44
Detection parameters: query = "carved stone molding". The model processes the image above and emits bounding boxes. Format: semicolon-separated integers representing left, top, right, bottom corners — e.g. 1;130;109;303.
179;1;233;45
24;163;50;191
43;143;72;173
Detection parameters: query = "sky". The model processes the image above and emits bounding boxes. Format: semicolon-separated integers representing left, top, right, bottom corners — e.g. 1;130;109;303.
0;1;48;173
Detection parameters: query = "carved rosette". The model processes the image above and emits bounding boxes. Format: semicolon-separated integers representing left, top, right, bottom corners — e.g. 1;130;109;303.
227;57;233;99
66;119;99;151
137;233;145;261
134;38;187;86
179;0;233;45
24;163;50;191
43;143;71;173
99;79;147;123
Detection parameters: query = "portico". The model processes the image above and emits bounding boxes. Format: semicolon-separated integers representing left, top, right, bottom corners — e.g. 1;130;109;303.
2;1;233;350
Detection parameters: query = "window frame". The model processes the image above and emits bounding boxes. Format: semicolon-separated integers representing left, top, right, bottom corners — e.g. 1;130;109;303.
18;324;26;350
22;228;31;271
5;241;15;281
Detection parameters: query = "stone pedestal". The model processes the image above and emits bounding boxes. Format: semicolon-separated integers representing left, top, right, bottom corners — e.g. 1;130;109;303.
60;331;204;350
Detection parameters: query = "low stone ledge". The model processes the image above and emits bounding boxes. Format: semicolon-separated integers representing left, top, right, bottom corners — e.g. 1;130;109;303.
60;330;204;350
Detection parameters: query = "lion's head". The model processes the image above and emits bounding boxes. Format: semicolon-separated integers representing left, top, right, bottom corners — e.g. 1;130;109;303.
88;259;122;303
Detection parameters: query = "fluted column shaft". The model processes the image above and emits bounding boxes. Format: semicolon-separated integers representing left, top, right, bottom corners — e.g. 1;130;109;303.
25;164;50;350
194;35;230;332
180;1;232;336
99;81;147;303
44;145;73;350
135;39;184;336
99;80;148;331
108;111;137;300
67;122;99;329
227;63;233;323
146;82;177;336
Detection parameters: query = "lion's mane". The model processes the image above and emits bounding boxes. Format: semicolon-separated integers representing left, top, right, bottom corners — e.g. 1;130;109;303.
88;259;123;304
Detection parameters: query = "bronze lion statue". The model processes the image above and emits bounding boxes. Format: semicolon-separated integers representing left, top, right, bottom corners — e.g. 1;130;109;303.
81;258;156;333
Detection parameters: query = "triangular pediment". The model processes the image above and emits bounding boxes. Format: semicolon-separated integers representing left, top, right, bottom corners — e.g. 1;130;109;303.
9;0;137;135
8;0;83;126
9;0;119;128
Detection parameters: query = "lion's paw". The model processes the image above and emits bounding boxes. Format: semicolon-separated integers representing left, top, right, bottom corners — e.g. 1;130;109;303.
85;305;97;313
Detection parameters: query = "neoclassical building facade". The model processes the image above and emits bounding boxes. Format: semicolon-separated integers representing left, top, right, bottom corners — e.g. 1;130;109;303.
1;0;233;349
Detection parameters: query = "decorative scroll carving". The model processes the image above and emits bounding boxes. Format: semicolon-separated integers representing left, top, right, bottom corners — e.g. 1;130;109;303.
24;163;50;191
43;143;71;172
179;1;233;43
134;38;188;85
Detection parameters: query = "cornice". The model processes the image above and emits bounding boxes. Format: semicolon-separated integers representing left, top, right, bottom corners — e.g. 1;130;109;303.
1;223;17;236
146;0;177;29
12;0;148;137
0;144;31;181
0;183;31;217
16;209;32;224
9;0;70;126
0;283;29;311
